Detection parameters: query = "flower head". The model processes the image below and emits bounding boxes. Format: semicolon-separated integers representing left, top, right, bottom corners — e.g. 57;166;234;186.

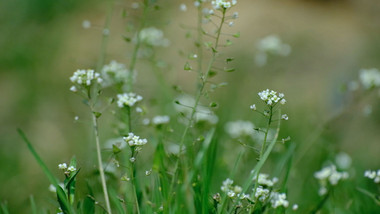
359;68;380;89
152;115;170;125
364;169;380;183
101;60;131;87
123;133;148;147
70;69;102;87
137;27;170;47
258;89;286;106
211;0;237;10
314;164;349;195
117;93;143;108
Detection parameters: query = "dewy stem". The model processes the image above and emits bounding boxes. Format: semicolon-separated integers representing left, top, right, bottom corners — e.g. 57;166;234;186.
92;113;112;214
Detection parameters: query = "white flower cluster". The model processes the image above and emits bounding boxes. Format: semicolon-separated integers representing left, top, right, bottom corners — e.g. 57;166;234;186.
364;169;380;183
123;133;148;147
152;115;170;125
314;164;349;195
258;89;286;106
211;0;237;10
101;60;130;87
220;178;242;198
256;173;279;187
58;163;76;173
255;35;291;66
359;68;380;89
69;69;103;92
174;95;218;124
254;186;270;202
117;93;143;108
270;192;289;208
138;27;170;47
225;120;255;138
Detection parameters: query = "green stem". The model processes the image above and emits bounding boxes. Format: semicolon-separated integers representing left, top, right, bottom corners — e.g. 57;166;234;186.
127;0;149;92
131;162;140;214
252;106;273;211
92;113;112;214
168;9;227;207
96;0;114;73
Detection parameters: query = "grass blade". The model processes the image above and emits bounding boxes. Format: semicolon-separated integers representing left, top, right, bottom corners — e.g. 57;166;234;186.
17;129;74;214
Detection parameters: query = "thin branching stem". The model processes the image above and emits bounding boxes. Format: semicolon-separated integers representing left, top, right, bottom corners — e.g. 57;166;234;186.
91;113;112;214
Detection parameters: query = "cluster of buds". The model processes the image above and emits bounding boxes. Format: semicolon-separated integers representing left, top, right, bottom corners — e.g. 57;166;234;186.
58;163;77;175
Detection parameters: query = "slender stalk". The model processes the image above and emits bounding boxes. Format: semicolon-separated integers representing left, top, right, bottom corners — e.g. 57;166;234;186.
168;9;227;206
92;114;112;214
126;107;140;214
130;162;140;214
96;0;114;73
127;0;149;92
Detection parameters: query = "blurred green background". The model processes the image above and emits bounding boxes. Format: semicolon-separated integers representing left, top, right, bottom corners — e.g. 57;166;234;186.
1;0;380;213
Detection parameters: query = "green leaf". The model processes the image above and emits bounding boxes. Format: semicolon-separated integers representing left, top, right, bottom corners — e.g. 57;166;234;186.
233;32;240;38
224;67;235;72
81;196;95;214
225;58;234;63
184;62;192;71
56;185;71;214
30;195;37;214
0;202;10;214
18;129;73;214
93;112;102;118
112;144;121;154
225;39;233;46
209;102;218;108
207;70;217;78
123;36;131;43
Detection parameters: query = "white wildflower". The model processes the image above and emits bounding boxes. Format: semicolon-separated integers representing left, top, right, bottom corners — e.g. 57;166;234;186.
281;114;288;120
335;152;352;169
58;163;67;170
179;3;187;11
101;60;131;87
67;166;76;172
152;115;170;125
228;21;234;27
250;104;256;110
270;192;289;208
258;89;286;106
116;93;143;108
194;1;200;7
123;133;148;146
232;12;238;19
137;27;170;47
359;68;380;89
256;173;278;187
82;20;91;29
255;35;291;66
292;204;299;210
364;169;380;183
314;164;349;195
70;69;102;87
211;0;237;10
129;157;136;163
70;86;77;92
103;28;110;35
254;186;270;202
225;120;254;138
131;2;139;9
